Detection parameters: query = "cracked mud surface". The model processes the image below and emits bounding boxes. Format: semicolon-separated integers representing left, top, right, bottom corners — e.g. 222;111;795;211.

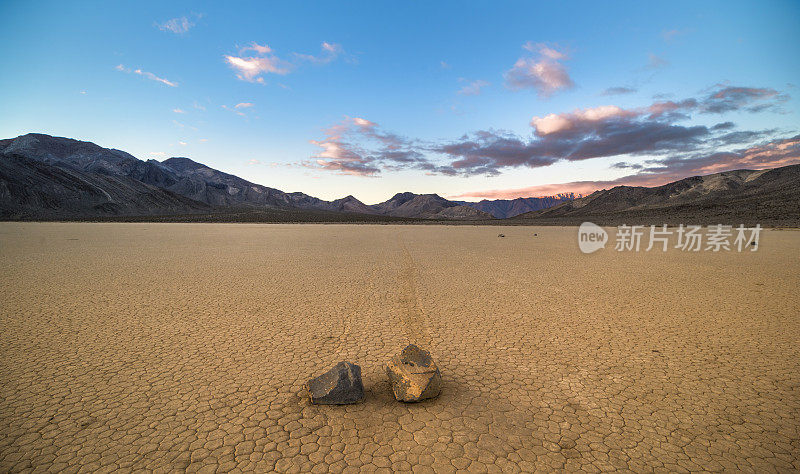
1;223;798;472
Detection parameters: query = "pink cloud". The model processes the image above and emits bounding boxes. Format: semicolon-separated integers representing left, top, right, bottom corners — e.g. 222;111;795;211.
647;99;697;117
524;42;567;60
243;43;272;55
302;116;423;176
352;117;377;128
322;42;340;53
504;43;574;97
305;117;381;176
449;172;692;200
531;105;634;135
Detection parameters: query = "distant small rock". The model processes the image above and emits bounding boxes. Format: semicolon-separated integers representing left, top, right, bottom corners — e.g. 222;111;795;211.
534;233;538;236
498;234;505;238
306;361;364;405
386;344;442;402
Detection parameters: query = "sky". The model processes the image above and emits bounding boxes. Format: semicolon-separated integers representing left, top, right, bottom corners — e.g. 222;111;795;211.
1;1;799;204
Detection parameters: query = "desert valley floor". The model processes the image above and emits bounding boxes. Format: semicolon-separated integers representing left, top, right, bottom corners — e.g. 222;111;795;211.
1;223;798;473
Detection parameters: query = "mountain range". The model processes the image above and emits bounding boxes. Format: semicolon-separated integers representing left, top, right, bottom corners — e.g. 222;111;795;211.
453;194;577;218
0;133;500;220
1;133;798;225
514;165;800;226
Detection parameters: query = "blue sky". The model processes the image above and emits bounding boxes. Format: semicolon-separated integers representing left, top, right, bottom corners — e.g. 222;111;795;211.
1;1;798;203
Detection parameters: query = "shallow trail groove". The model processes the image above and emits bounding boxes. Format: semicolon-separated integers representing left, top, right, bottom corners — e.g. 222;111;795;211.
0;223;798;473
396;235;431;347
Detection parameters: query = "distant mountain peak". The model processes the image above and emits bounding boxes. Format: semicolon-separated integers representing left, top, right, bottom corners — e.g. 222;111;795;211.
456;194;578;218
162;157;208;171
387;191;417;203
331;195;365;205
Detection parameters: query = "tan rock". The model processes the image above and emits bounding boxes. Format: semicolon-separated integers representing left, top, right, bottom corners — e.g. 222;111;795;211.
386;344;442;402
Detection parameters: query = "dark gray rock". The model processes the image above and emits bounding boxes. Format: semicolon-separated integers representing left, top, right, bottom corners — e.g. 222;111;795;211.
306;361;364;405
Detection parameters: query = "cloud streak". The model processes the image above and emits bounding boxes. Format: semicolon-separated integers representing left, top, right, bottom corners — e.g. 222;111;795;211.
457;79;490;96
646;53;669;70
222;104;251;117
115;64;177;87
661;28;688;42
601;86;637;96
294;42;345;64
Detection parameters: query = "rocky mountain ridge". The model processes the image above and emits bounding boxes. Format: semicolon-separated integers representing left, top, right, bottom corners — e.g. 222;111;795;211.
0;134;492;220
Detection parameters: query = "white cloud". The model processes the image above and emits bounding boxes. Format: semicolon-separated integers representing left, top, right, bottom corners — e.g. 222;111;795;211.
234;102;254;109
116;64;178;87
173;108;186;114
224;43;293;83
224;55;291;83
156;16;195;34
247;159;262;165
647;53;669;69
351;118;375;129
178;141;187;146
662;29;688;42
222;105;247;117
457;79;490;96
149;151;167;158
294;42;344;64
199;138;209;142
225;41;346;83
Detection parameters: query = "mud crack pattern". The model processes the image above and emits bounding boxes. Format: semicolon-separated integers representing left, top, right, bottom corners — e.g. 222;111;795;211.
1;223;798;472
